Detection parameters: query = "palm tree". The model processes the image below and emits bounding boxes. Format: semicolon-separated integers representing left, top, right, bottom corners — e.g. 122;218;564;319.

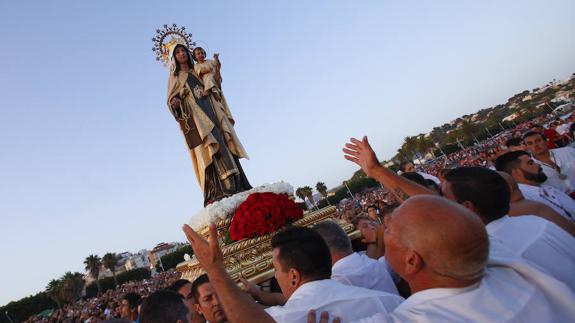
46;279;63;308
295;187;306;203
315;182;330;206
59;272;84;304
84;254;102;295
102;253;119;288
301;186;316;210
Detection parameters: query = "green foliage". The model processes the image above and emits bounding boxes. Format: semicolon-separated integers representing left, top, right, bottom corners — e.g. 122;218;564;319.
0;292;56;323
160;245;194;270
84;254;102;294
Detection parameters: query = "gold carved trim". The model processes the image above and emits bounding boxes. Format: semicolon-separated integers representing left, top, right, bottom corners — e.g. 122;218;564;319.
177;206;359;285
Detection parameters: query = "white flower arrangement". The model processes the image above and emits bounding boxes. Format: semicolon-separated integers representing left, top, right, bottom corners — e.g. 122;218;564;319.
188;181;294;230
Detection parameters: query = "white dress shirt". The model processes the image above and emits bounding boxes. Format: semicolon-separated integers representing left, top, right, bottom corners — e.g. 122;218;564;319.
265;279;403;323
354;240;575;322
486;215;575;290
536;147;575;193
518;183;575;221
332;252;398;295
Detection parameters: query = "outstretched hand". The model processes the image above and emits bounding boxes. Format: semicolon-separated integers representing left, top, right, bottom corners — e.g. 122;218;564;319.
343;136;380;177
182;224;224;272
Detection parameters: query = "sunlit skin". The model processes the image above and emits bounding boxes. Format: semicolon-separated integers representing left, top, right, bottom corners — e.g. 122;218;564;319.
195;282;227;323
272;248;298;299
383;196;488;293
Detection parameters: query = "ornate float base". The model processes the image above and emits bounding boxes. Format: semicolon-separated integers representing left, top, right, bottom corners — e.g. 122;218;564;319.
176;206;359;284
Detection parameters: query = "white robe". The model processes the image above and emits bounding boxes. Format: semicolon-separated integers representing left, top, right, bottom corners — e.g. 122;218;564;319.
536;147;575;193
354;240;575;323
332;253;398;295
518;183;575;221
486;215;575;291
265;279;403;323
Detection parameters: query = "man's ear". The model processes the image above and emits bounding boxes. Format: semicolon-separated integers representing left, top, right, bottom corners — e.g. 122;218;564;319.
194;303;203;316
460;200;478;214
403;249;424;276
288;268;302;287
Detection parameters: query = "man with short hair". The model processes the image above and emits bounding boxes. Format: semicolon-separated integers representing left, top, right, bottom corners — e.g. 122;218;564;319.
168;279;206;323
523;130;575;194
139;290;190;323
264;226;403;322
313;220;398;294
120;293;141;322
191;274;227;323
495;150;575;221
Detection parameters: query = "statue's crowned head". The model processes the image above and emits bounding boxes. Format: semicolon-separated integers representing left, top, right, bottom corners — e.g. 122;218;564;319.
152;24;195;69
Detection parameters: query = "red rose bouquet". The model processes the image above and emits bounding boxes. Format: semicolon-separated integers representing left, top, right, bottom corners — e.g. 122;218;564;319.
229;192;304;241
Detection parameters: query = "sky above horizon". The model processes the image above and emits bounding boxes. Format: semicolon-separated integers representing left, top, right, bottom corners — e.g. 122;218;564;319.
1;0;574;306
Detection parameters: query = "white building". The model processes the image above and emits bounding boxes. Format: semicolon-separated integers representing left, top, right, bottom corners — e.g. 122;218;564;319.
125;250;151;271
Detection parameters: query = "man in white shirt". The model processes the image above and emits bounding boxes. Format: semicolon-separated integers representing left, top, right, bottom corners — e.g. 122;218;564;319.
313;220;398;295
264;226;403;323
495;150;575;221
524;130;575;194
313;196;575;323
343;137;575;290
442;167;575;291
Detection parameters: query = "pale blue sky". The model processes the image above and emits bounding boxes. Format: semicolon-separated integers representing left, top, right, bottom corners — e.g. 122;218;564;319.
1;0;574;305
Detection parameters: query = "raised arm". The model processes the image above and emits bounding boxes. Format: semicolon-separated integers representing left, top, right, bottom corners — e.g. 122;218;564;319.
182;224;276;323
342;136;434;202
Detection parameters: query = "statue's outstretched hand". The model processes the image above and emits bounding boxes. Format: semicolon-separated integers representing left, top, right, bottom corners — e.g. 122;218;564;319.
342;136;380;177
182;224;224;272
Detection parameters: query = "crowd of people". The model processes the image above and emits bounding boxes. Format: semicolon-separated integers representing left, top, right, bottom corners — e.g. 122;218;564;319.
24;270;181;323
25;111;575;322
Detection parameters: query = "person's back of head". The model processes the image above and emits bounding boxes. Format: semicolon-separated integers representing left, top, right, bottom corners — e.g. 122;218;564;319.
313;220;353;261
505;137;524;150
271;226;332;298
400;172;427;186
139;290;189;323
385;195;489;293
443;167;510;224
168;279;191;293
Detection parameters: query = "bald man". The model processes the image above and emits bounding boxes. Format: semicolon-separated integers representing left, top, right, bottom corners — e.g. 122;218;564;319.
353;196;575;322
344;136;575;291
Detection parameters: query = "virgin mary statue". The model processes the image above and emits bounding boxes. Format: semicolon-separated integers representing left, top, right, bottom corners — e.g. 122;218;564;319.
166;44;252;206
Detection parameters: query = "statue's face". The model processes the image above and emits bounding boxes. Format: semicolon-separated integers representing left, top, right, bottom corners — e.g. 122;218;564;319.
193;48;205;62
174;46;189;64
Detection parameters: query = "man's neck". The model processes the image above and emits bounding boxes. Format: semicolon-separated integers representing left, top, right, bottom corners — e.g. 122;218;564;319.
533;150;551;161
331;250;353;266
516;177;540;187
409;274;481;294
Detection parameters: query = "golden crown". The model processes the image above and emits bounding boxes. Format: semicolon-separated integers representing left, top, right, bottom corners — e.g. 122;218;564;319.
152;24;196;67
